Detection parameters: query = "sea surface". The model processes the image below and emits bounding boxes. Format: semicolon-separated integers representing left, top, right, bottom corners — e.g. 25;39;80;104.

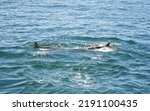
0;0;150;94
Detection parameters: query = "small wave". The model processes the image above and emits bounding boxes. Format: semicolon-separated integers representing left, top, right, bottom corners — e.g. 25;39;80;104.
0;77;26;93
32;50;50;56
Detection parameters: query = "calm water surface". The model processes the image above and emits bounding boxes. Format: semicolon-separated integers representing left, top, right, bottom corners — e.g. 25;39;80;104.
0;0;150;93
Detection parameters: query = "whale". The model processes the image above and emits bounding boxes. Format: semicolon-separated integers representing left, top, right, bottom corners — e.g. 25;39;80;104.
87;42;114;52
34;42;51;49
34;42;114;52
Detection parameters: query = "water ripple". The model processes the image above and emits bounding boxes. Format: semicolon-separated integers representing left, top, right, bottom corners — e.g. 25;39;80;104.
0;0;150;93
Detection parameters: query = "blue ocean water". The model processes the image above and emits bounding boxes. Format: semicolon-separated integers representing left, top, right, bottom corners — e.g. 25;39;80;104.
0;0;150;94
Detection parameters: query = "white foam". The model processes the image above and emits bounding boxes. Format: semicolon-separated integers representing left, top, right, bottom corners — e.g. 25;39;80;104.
33;49;49;56
38;48;50;51
93;47;114;52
